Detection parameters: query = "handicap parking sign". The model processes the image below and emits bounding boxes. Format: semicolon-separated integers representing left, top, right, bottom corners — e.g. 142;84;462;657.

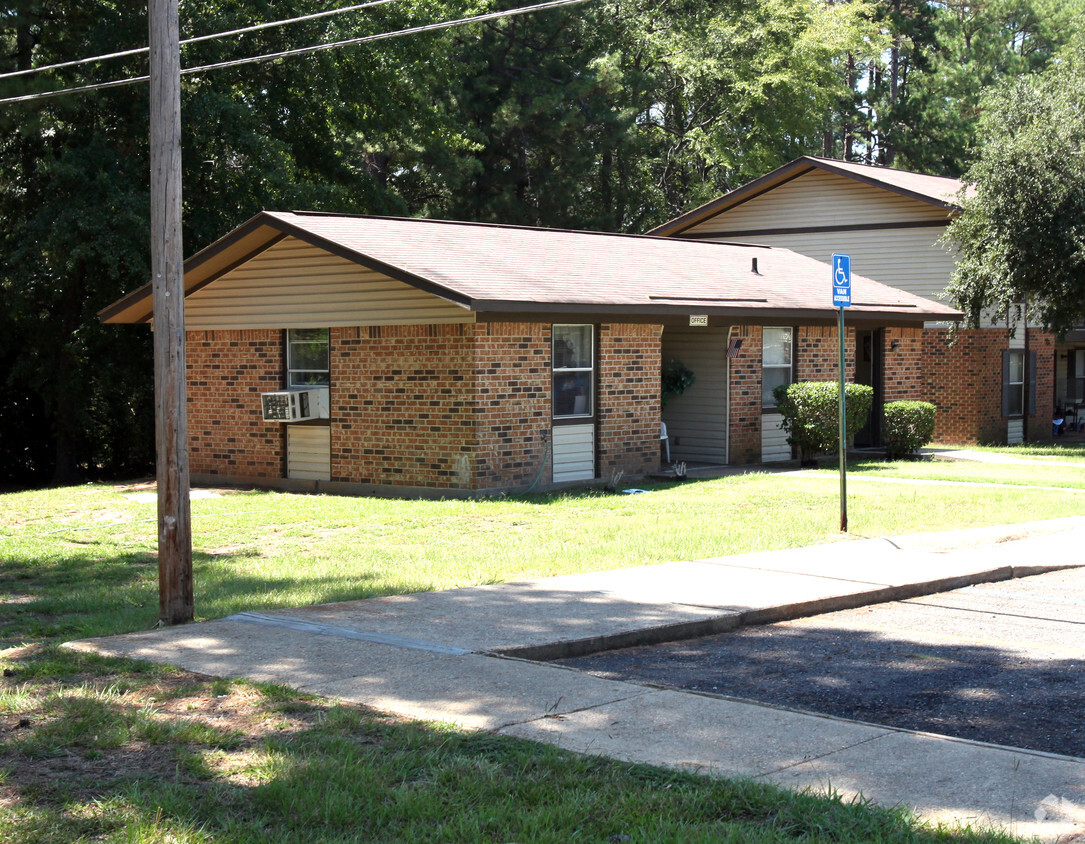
832;253;851;307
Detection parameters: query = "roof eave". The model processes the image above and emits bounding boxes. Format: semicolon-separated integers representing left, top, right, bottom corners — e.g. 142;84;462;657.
471;298;961;325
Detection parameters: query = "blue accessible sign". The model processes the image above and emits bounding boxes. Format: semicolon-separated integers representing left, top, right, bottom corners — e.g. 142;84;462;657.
832;253;851;307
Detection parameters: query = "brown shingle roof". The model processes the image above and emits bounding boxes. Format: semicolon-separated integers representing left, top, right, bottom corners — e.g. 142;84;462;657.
100;211;961;325
648;156;970;238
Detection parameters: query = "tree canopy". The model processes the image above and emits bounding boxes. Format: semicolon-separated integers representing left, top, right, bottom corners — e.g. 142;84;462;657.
945;34;1085;336
0;0;1079;484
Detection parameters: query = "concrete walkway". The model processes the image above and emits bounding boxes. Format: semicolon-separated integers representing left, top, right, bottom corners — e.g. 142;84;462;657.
921;446;1085;469
68;516;1085;843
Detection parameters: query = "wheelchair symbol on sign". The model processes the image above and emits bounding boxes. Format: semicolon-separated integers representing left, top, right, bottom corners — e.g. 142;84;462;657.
832;253;851;307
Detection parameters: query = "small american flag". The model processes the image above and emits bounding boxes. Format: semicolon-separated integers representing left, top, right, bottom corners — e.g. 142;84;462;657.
726;337;743;359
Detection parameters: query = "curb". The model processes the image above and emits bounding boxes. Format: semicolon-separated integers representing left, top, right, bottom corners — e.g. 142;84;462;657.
498;563;1083;662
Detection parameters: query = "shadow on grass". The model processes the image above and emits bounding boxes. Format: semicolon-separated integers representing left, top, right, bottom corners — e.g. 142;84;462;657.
0;549;387;649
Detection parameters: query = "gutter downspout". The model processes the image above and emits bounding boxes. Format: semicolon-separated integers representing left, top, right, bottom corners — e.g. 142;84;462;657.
1023;300;1030;444
725;325;734;464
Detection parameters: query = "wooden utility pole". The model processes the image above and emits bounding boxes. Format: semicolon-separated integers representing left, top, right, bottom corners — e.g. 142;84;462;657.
149;0;194;624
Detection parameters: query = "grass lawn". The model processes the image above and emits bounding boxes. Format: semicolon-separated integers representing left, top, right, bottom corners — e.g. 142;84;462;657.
3;462;1075;842
840;457;1085;489
935;442;1085;462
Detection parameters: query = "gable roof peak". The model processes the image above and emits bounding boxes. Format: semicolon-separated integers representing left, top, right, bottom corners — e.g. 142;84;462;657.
649;155;969;238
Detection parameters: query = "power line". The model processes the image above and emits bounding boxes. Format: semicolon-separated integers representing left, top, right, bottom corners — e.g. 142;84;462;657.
0;0;595;106
0;0;401;81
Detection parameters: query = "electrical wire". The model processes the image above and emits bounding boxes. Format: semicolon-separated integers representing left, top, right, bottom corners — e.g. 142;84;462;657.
0;0;596;106
0;0;401;81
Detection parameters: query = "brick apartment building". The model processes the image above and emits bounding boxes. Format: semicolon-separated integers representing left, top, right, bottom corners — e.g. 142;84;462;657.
651;156;1061;446
102;211;958;495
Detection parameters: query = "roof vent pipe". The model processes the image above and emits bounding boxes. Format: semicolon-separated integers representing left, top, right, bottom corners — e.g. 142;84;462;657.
751;257;759;274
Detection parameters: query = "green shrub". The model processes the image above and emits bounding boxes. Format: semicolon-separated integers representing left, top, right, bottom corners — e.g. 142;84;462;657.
883;400;937;458
773;381;874;464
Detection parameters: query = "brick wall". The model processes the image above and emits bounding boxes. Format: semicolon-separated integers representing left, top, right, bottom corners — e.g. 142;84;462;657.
195;319;1004;489
883;327;924;402
186;321;668;493
186;330;284;478
923;327;1057;445
332;325;476;489
597;323;663;481
922;328;1008;444
796;325;856;382
728;325;761;464
1028;329;1056;442
472;322;550;491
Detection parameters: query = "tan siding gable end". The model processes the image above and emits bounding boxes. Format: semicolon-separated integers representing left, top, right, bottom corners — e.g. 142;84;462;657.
687;170;953;237
184;236;474;330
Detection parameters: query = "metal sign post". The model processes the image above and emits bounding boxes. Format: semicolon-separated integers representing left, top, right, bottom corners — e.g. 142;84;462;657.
832;254;851;533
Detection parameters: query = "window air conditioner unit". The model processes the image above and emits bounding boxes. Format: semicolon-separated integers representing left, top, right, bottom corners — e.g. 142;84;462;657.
260;388;329;422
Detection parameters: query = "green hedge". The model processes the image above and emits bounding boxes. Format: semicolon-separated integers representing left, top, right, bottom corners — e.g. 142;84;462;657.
883;400;937;458
773;381;874;464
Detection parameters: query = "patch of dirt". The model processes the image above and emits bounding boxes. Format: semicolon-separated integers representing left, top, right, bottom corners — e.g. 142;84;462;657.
114;481;245;497
0;643;46;660
207;543;250;556
0;670;335;807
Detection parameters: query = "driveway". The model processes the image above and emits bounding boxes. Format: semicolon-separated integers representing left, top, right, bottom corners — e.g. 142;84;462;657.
557;566;1085;758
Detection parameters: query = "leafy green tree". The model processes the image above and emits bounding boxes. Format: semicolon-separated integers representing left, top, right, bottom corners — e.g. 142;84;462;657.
891;0;1085;176
0;0;466;483
435;0;879;230
946;35;1085;336
626;0;879;218
823;0;1082;174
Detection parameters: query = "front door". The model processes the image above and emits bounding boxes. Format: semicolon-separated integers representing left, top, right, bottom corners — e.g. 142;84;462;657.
853;329;884;447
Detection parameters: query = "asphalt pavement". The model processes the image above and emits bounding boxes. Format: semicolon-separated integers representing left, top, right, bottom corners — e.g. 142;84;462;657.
559;566;1085;758
67;514;1085;842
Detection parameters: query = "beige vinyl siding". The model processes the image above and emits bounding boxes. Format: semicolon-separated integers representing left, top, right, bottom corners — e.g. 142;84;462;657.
661;327;729;464
287;425;331;481
185;237;474;330
688;170;952;235
552;424;595;483
761;413;790;461
1007;417;1024;445
689;222;975;328
706;228;956;304
680;171;1004;327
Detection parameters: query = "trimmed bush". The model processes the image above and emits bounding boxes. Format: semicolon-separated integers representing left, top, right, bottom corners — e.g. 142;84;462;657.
773;381;874;465
883;400;937;459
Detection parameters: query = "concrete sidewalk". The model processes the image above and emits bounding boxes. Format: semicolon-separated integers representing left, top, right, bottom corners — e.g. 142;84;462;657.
69;516;1085;842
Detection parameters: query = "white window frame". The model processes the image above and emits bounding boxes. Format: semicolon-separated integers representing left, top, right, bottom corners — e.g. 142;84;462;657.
762;326;794;409
1005;350;1025;417
287;328;330;388
552;324;594;420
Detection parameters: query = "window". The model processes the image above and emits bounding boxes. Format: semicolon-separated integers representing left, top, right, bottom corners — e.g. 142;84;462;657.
1005;351;1024;416
553;324;593;418
1002;349;1037;417
1072;350;1085;402
287;328;330;387
762;326;793;407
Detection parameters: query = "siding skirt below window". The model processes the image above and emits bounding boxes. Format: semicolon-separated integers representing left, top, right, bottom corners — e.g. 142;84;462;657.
552;424;595;483
287;425;331;481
